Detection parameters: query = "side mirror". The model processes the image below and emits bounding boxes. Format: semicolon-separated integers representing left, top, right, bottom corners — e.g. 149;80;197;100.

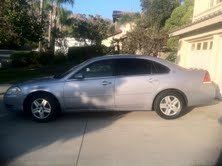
74;73;84;80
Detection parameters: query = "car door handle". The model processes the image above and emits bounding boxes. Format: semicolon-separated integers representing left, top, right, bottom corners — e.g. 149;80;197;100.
102;81;111;86
148;78;159;83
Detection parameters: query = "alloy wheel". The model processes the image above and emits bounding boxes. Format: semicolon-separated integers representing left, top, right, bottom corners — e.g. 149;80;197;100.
31;98;52;119
159;95;181;116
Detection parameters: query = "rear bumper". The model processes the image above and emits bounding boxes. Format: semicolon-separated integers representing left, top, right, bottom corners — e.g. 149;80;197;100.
187;83;216;106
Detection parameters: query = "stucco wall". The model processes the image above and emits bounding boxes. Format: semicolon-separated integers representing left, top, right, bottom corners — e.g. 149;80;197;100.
193;0;222;22
102;23;135;47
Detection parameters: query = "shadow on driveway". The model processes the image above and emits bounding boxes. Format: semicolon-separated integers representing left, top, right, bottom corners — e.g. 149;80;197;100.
215;151;222;166
0;107;128;165
180;99;221;117
218;116;222;126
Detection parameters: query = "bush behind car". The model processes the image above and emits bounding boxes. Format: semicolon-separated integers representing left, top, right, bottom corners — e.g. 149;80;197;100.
10;51;67;67
68;45;115;64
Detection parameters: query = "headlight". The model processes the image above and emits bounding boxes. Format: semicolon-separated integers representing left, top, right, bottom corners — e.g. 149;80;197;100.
6;87;22;95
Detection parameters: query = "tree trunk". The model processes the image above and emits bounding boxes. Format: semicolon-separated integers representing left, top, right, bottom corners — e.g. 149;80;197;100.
50;2;58;55
38;0;44;52
48;10;52;49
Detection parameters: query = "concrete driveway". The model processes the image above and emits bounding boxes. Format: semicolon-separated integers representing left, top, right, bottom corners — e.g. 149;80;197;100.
0;95;222;166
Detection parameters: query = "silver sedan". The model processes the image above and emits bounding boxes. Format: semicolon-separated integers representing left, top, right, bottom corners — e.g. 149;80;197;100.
3;55;215;122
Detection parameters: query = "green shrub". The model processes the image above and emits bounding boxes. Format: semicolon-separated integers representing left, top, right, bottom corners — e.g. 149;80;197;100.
10;51;56;67
0;59;12;69
10;45;112;68
36;51;54;66
10;51;39;67
166;52;177;63
68;45;113;64
53;55;67;64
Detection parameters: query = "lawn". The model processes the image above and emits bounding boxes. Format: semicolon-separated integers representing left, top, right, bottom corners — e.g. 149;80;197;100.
0;64;73;84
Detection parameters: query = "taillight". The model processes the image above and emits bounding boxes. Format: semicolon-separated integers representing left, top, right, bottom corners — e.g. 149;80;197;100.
203;71;211;83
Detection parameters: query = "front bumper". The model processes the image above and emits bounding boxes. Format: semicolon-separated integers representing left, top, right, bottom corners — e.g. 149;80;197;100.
3;94;24;112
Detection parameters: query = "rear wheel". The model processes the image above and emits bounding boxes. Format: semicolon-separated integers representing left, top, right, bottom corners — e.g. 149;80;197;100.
26;94;59;122
153;91;186;119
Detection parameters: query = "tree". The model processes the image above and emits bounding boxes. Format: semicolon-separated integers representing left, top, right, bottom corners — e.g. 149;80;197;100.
117;13;141;26
165;0;194;52
0;0;44;49
70;15;113;46
141;0;179;29
122;0;178;56
121;23;168;55
59;8;73;28
49;0;74;53
165;0;193;31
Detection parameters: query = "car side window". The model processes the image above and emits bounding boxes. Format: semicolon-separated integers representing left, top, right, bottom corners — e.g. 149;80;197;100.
116;59;152;76
73;60;114;78
152;62;170;74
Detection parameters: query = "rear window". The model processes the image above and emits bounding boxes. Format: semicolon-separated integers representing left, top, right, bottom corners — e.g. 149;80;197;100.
152;62;170;74
115;59;153;76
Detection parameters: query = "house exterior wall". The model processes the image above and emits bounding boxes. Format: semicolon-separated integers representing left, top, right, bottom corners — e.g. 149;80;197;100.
102;22;135;48
193;0;222;22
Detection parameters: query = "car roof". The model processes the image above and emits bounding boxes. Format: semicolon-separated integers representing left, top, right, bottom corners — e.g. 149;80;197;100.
94;54;164;62
91;54;180;70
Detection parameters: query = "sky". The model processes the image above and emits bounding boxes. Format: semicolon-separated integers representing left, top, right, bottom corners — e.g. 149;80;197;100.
64;0;141;20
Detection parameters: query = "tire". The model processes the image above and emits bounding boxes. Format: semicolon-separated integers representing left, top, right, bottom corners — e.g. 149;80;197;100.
153;90;186;120
26;93;59;122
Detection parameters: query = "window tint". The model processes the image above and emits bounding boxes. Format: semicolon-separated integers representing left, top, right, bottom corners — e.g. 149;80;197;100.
116;59;152;76
75;60;114;78
152;62;170;74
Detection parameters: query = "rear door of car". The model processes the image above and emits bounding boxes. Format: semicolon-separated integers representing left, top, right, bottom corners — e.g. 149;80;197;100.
114;58;159;110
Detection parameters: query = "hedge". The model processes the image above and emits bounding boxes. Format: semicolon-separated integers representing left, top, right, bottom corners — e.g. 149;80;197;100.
67;45;113;64
10;51;67;67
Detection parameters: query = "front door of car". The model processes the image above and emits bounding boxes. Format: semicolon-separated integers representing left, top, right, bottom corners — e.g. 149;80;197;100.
63;59;115;110
114;58;159;110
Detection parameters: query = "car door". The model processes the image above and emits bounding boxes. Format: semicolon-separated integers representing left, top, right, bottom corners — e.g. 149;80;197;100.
63;59;115;110
114;58;159;110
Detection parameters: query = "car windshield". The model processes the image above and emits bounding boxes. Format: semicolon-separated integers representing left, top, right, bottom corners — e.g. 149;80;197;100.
53;60;90;79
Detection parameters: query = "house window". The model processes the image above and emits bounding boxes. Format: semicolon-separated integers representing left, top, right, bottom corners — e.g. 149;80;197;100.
197;43;202;50
209;41;213;49
210;0;222;7
203;42;208;50
191;43;195;51
210;0;214;7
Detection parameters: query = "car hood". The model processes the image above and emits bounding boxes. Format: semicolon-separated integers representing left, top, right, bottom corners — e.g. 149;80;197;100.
16;76;59;87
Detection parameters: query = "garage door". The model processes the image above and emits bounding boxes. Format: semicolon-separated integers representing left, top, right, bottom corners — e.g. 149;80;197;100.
188;40;222;98
188;41;214;71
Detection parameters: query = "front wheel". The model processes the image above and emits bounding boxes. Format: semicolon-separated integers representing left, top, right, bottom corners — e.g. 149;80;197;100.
26;94;59;122
153;91;186;119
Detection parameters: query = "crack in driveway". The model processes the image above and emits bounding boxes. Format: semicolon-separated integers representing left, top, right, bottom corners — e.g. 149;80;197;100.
75;119;88;166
